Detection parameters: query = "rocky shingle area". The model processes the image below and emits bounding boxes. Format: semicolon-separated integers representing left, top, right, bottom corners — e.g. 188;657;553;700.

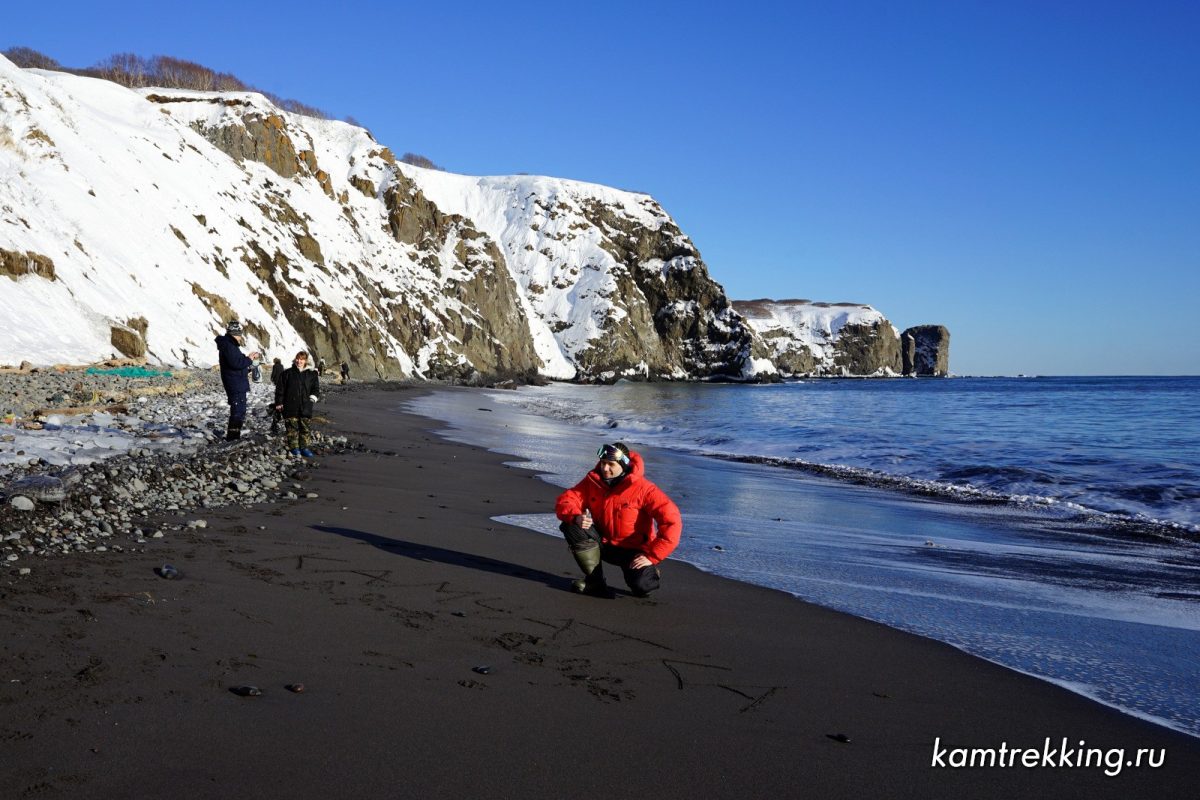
0;366;355;573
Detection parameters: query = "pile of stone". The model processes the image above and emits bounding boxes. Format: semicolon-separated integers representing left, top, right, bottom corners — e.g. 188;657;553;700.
0;366;358;574
0;430;353;571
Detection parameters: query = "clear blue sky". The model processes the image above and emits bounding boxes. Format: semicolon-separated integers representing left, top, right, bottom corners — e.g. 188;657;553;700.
6;1;1198;374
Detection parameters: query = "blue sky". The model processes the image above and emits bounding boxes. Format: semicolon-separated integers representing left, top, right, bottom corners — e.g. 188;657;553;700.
6;1;1198;374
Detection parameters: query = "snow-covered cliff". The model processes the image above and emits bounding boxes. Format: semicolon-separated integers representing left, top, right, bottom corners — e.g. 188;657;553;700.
0;56;756;380
0;56;946;380
735;299;947;377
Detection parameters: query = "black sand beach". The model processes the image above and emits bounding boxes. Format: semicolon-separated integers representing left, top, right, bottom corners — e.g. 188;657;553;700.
1;386;1197;799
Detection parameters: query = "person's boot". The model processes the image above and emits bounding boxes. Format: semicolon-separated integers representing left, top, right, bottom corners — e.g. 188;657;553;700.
570;546;613;598
225;423;242;441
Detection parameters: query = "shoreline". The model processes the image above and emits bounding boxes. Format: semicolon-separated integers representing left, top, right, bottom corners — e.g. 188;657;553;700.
462;377;1199;540
1;385;1197;798
411;386;1200;741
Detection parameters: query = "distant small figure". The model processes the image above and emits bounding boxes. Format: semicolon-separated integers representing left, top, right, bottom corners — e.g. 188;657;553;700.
215;321;261;441
274;350;320;458
554;442;682;598
340;361;350;383
318;357;327;375
180;348;191;368
270;357;284;385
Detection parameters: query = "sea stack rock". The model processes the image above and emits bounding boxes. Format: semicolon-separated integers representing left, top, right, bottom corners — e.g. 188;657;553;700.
901;325;950;376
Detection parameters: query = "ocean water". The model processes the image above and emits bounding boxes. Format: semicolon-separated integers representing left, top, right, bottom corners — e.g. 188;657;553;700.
407;377;1200;737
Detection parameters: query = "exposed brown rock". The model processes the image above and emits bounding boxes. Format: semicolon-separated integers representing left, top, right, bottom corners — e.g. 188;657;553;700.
109;322;146;358
0;249;56;281
832;320;901;374
189;113;301;178
349;176;376;198
570;198;754;380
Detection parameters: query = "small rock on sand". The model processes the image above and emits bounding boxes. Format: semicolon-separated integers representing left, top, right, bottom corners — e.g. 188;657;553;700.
9;496;35;512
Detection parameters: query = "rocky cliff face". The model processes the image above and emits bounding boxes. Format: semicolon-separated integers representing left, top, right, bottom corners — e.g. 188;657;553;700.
733;300;953;377
901;325;951;376
0;57;947;380
733;299;904;376
0;57;763;380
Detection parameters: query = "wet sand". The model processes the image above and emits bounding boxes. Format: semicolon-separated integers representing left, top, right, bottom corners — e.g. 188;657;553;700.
1;386;1196;799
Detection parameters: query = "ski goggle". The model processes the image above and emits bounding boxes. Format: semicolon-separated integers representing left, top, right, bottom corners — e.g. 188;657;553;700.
596;444;630;466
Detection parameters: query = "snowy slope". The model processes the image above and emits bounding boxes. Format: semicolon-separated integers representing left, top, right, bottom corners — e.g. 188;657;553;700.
1;56;763;380
411;171;667;378
1;60;444;374
2;57;940;380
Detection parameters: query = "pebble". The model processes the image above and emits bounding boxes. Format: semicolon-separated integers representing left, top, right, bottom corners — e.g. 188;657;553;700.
285;683;305;693
151;531;164;539
230;685;262;697
305;493;319;499
9;496;35;512
155;564;179;579
18;567;31;575
472;665;492;675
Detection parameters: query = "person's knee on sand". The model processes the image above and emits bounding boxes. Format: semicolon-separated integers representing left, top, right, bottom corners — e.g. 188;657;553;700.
601;545;662;596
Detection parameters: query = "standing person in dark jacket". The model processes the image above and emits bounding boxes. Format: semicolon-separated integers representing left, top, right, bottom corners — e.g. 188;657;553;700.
268;357;285;434
215;321;260;441
274;350;320;457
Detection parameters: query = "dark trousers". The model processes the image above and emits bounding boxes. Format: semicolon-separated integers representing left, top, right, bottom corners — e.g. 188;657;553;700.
226;391;247;426
560;521;662;596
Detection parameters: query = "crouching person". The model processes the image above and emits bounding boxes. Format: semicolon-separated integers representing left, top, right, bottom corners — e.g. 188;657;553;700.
554;442;682;598
274;350;320;458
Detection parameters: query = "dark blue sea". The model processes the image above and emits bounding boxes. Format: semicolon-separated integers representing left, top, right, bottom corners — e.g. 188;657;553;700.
409;376;1200;737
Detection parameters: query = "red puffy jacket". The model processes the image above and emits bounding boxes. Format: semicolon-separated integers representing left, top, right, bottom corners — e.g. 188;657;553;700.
554;451;682;564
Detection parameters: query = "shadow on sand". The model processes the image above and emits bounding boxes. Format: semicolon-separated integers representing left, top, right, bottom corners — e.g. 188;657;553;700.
312;525;570;589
